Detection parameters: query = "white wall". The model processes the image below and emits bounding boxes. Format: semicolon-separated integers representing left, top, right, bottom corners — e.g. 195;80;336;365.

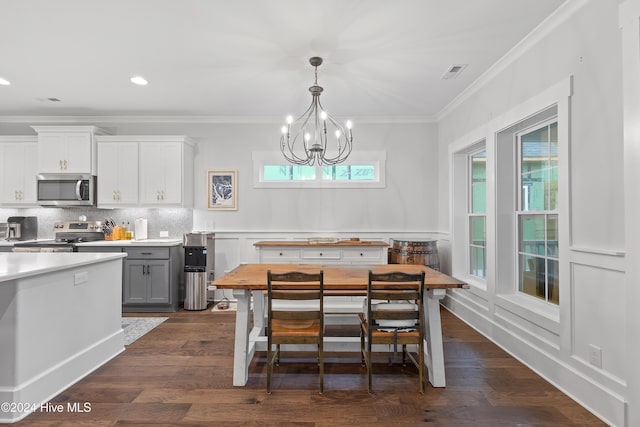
620;2;640;426
438;1;627;426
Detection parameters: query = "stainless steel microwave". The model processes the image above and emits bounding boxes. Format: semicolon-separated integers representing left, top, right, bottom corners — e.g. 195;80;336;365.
36;174;96;206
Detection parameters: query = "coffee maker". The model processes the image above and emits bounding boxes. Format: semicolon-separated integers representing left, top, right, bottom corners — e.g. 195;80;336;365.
6;216;38;241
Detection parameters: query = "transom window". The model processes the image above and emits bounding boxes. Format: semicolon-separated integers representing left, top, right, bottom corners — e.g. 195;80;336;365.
517;121;559;304
253;151;386;188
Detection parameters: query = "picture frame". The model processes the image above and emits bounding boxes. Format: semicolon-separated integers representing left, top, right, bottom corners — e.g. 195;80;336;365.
207;170;237;210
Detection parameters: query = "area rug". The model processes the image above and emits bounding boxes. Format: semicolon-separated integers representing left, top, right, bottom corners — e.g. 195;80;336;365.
121;317;168;345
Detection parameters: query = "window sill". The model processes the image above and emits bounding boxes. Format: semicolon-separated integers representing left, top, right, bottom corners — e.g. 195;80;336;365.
495;293;560;335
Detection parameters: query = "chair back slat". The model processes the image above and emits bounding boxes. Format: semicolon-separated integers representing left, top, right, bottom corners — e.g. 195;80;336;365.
269;271;323;282
270;290;323;300
369;290;420;301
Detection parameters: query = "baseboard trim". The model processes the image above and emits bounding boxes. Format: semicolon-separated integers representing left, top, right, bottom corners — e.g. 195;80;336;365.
0;330;124;423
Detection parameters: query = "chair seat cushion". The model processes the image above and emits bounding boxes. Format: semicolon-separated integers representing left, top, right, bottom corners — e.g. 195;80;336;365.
363;300;418;329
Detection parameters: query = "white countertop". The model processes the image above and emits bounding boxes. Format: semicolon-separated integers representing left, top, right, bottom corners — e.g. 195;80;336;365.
75;239;182;247
0;253;127;282
0;238;182;247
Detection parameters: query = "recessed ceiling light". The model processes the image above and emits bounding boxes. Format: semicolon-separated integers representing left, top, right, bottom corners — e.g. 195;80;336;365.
0;77;10;85
130;76;148;85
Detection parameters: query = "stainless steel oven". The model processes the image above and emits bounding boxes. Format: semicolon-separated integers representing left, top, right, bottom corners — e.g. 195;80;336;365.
36;174;96;206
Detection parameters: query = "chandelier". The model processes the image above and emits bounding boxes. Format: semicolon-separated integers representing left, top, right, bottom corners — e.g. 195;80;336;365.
280;57;353;165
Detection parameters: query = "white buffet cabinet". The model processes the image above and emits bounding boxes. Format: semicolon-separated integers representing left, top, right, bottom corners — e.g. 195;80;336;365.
254;240;389;321
255;240;388;264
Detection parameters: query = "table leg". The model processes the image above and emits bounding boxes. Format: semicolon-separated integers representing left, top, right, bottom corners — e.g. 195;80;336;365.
232;289;251;386
424;288;447;387
253;290;265;334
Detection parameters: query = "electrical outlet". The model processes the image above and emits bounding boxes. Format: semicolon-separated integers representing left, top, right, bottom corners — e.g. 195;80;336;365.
159;231;169;237
588;344;602;368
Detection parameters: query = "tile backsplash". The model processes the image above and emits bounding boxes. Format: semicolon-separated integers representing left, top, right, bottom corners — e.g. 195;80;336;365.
0;207;193;240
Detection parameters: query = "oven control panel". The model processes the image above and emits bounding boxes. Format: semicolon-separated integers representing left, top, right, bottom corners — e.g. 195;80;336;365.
53;221;104;232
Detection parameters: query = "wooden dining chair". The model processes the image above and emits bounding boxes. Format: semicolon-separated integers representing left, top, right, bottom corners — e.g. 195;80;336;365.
358;270;426;393
267;270;324;394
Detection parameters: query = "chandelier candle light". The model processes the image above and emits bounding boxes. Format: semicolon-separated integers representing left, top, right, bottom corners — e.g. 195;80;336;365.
280;57;353;165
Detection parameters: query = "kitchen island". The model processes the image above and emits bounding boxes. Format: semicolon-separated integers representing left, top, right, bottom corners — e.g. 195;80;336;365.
0;252;126;423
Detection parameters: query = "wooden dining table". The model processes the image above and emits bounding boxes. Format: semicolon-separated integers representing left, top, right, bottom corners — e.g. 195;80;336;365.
212;263;466;387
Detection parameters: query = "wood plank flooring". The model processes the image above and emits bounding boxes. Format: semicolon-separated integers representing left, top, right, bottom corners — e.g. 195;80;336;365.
17;307;606;426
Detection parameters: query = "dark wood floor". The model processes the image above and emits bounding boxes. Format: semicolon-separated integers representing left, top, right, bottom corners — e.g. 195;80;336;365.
18;307;605;426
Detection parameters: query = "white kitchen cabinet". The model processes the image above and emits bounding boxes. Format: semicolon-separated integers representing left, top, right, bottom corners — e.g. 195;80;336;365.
0;137;38;206
139;137;194;206
32;126;107;174
97;141;139;207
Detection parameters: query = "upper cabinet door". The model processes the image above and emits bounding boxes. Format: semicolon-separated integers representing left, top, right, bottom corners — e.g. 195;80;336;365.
0;141;38;206
37;132;93;174
139;142;184;205
97;142;139;207
33;126;105;175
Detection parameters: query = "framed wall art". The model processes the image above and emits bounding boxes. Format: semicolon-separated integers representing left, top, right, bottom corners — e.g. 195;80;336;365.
208;170;237;210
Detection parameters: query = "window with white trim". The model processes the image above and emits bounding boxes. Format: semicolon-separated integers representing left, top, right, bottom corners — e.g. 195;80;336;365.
469;148;486;278
252;151;386;188
516;120;559;304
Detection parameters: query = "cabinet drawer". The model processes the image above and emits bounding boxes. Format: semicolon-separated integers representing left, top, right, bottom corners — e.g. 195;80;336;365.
126;247;170;259
342;248;382;260
301;248;341;260
262;249;300;260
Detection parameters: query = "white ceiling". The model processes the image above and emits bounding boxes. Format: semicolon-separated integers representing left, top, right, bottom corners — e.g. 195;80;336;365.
0;0;565;120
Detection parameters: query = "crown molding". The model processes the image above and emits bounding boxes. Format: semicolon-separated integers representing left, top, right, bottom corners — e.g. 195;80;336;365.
0;114;436;125
436;0;588;121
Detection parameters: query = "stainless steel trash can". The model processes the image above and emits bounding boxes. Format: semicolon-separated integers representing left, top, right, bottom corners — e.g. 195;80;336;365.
184;269;207;310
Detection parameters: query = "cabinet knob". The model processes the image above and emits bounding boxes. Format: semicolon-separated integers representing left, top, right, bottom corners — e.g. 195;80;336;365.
360;253;364;256
279;252;283;256
319;252;323;256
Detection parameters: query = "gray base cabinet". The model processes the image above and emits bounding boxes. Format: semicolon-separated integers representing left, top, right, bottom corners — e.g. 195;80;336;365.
77;243;183;312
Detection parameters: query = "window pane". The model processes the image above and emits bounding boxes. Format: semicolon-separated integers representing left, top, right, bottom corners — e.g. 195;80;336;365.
548;259;559;304
547;215;558;258
322;165;375;181
263;165;315;181
470;246;486;278
521;169;548;211
471;150;486;213
470;217;485;246
548;166;558;210
519;215;545;255
550;122;558;168
519;254;546;301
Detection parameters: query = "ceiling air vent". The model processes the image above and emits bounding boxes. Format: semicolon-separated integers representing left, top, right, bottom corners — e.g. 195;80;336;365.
441;64;468;80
